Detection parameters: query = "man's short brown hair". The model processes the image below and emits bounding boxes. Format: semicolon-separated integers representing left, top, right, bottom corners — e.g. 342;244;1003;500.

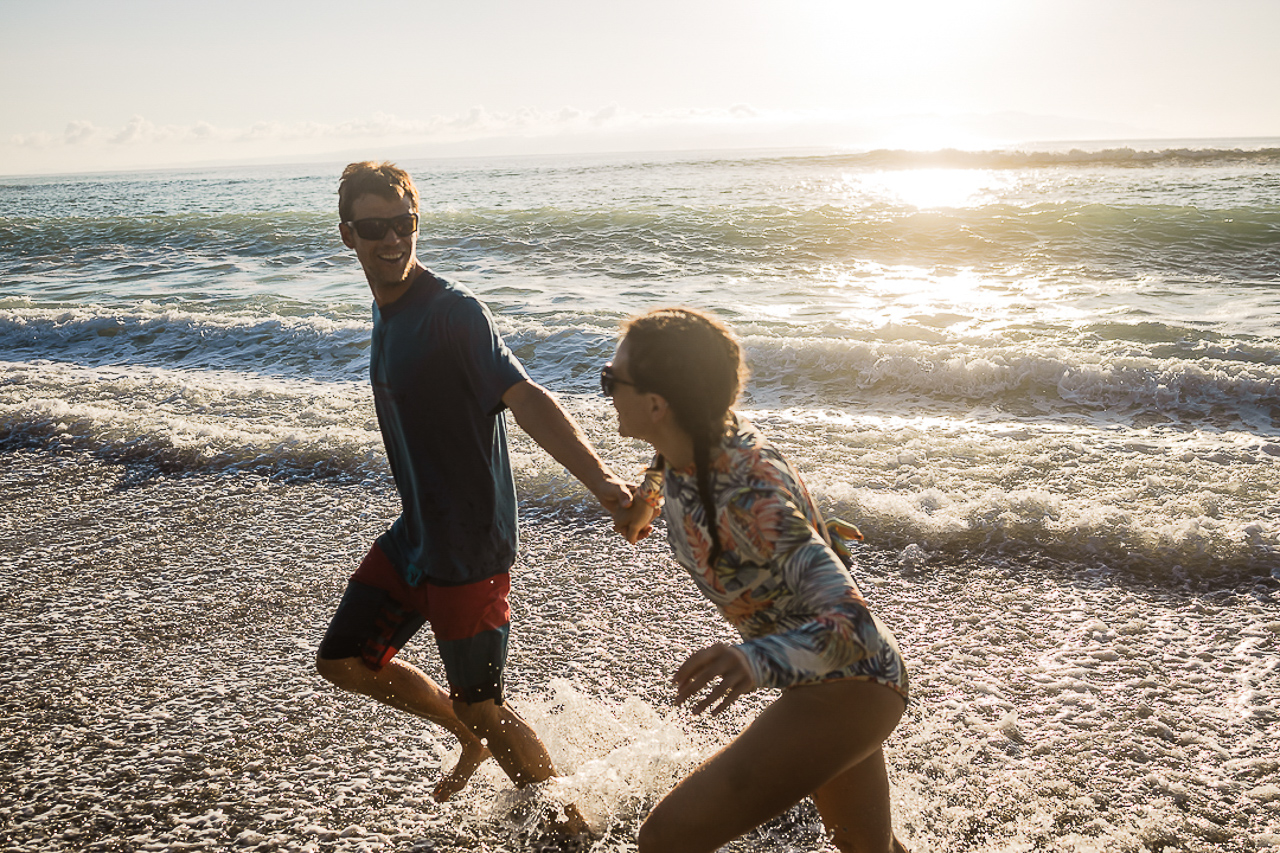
338;161;420;222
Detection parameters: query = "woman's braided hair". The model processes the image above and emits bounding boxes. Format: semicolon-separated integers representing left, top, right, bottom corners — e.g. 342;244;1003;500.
623;308;748;565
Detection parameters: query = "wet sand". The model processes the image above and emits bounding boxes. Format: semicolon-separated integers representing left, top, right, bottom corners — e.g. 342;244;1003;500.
2;446;1278;852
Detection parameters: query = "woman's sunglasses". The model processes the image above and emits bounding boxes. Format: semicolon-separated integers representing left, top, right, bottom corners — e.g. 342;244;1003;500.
344;213;419;241
600;362;641;397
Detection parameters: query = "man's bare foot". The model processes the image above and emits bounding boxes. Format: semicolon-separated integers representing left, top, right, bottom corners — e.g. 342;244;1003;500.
431;739;491;802
546;802;591;837
519;803;594;851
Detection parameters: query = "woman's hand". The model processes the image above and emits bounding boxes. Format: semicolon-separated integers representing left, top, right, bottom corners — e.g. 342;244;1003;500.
611;487;659;543
673;643;756;715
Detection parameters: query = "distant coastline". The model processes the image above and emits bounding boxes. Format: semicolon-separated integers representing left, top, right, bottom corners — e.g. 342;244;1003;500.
4;134;1280;181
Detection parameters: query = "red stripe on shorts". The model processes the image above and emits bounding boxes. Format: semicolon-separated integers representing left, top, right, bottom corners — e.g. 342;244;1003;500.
425;574;511;642
352;543;511;643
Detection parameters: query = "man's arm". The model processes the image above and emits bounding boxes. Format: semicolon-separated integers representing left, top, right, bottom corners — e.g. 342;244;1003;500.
502;379;632;511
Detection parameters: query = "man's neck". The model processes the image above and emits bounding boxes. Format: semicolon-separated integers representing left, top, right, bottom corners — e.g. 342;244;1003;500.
369;263;426;307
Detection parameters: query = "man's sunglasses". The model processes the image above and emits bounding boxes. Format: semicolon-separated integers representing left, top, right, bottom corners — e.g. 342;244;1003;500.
600;362;641;397
344;213;419;241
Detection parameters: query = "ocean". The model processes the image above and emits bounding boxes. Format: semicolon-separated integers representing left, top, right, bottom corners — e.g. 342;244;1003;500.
2;141;1278;851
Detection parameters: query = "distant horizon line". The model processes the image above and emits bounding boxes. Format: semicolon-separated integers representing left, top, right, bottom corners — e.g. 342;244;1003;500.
4;134;1279;181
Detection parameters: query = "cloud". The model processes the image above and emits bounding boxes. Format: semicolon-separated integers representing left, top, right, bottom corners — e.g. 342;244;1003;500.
9;130;57;150
110;115;158;145
64;121;98;145
0;105;866;173
240;121;286;142
9;104;781;158
590;105;620;125
1;105;1169;176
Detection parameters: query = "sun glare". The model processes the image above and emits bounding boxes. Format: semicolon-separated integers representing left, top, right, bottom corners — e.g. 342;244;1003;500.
858;169;1008;210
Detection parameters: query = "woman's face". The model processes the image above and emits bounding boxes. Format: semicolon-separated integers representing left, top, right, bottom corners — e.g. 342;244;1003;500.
608;337;650;441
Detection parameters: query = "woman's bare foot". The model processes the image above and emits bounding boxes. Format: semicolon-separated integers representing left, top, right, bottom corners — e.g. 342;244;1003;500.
431;738;491;802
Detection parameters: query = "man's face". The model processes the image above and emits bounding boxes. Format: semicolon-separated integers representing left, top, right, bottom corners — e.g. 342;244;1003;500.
340;191;419;298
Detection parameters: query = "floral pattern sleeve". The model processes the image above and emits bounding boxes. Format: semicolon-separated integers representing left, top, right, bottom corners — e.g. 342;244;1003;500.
660;416;909;701
721;487;887;689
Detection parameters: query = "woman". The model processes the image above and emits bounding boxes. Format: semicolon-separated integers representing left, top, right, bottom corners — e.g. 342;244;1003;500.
604;308;910;853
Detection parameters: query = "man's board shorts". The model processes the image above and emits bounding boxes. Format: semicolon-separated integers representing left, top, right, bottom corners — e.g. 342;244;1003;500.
318;543;512;705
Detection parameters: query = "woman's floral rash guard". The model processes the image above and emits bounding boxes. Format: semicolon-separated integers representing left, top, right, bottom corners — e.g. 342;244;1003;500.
662;417;909;699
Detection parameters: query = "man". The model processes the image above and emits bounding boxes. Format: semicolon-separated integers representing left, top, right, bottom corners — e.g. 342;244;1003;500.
316;161;629;811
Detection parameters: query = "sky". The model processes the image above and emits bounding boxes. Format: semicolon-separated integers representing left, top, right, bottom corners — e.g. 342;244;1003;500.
2;0;1279;176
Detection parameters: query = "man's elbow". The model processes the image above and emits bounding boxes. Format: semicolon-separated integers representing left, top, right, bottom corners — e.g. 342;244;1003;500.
502;379;554;423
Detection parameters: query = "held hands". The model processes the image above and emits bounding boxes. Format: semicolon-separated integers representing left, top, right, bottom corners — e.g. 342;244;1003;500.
612;466;663;543
673;643;756;715
594;475;634;514
611;488;659;543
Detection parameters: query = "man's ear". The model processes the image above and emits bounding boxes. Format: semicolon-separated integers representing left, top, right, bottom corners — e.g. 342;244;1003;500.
339;223;356;249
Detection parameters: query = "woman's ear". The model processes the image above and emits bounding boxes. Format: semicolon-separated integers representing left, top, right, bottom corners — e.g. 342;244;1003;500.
647;392;671;425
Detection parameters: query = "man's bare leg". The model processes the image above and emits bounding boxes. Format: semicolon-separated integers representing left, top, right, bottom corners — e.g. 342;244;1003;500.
316;655;490;801
454;698;589;834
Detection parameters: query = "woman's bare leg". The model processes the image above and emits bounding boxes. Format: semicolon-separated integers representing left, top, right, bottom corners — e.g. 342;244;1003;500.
637;680;904;853
811;748;901;853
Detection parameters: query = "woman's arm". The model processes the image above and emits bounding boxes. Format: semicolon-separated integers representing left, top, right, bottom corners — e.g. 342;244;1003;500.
724;490;884;690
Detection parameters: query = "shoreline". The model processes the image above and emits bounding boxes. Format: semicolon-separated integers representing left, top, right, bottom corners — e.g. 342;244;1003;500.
2;448;1278;851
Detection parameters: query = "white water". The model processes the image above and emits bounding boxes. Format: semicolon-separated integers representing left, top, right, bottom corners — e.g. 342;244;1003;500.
3;145;1279;850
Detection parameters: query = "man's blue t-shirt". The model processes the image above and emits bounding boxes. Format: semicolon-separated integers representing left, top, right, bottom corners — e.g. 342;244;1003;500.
370;270;529;586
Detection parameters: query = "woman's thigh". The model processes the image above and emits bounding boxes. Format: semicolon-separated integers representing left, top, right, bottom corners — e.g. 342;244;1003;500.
811;748;894;853
638;680;904;853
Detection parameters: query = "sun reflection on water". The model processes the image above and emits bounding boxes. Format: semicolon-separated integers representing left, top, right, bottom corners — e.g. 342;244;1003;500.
852;168;1012;209
816;262;1090;335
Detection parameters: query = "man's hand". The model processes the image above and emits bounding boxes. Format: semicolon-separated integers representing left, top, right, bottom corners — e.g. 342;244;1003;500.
673;643;756;715
611;491;658;543
595;476;633;514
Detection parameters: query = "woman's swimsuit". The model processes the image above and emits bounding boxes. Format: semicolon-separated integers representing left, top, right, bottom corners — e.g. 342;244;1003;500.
660;417;909;701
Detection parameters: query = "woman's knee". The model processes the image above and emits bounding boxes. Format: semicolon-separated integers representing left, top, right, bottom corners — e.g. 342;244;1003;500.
636;815;675;853
636;788;731;853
